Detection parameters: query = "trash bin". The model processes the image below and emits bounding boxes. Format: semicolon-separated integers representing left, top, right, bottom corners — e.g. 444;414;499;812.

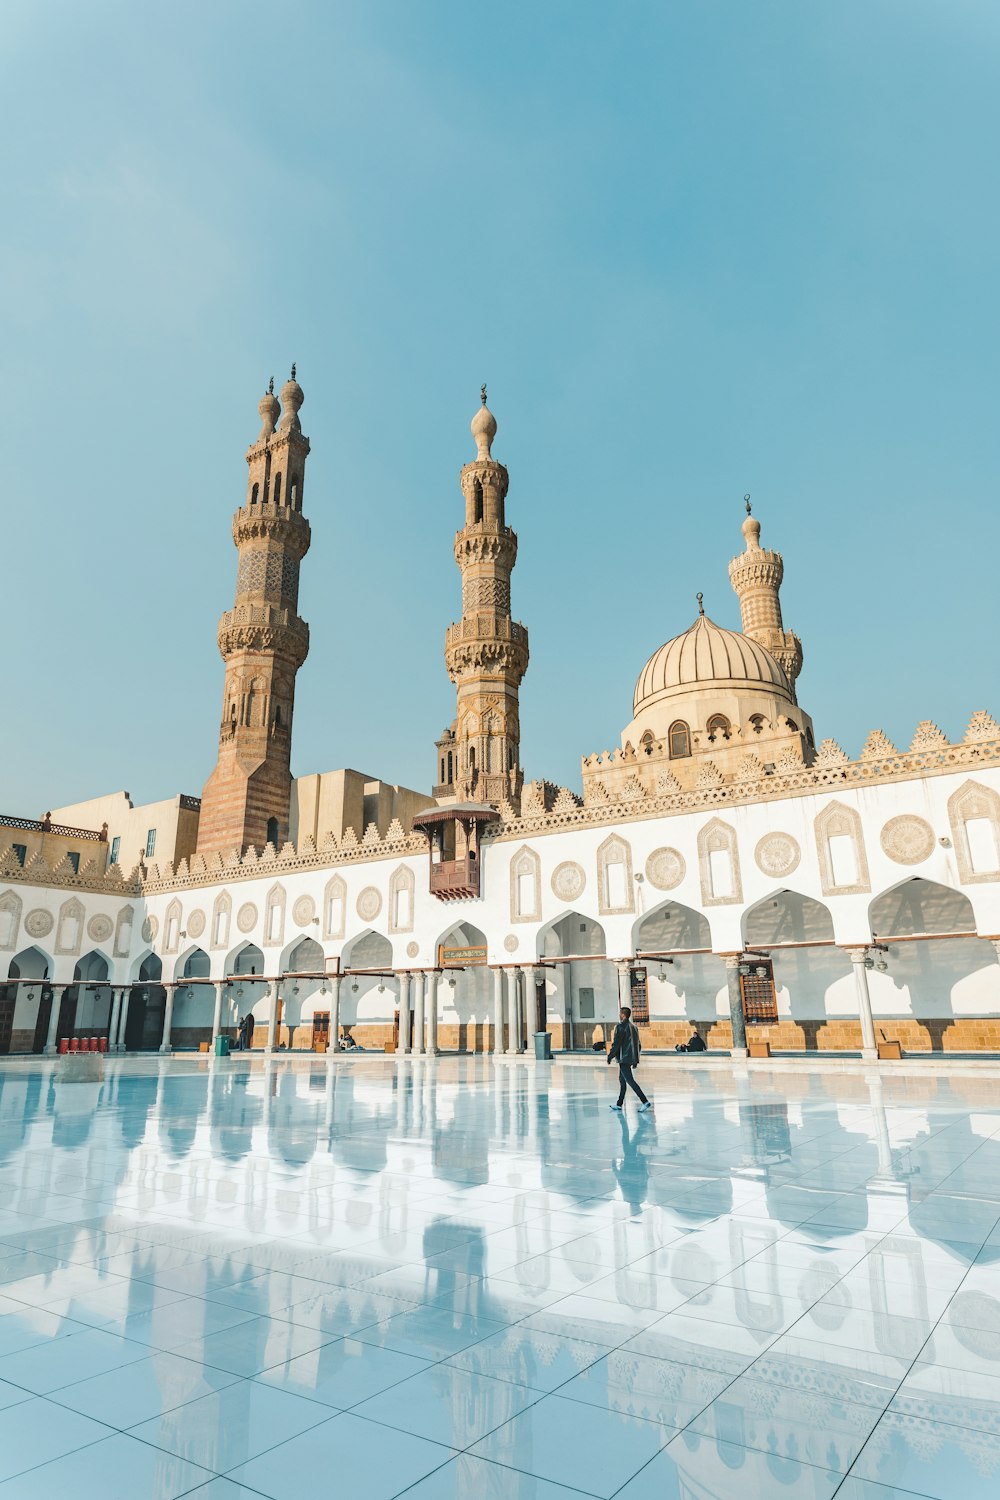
533;1031;552;1061
214;1035;231;1058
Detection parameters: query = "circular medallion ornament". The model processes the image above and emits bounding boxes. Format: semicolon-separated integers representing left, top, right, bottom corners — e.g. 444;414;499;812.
25;909;54;939
237;903;258;933
754;833;801;879
86;914;113;943
141;916;158;943
551;861;586;901
645;848;686;891
186;909;206;939
881;814;935;866
357;887;382;922
292;895;316;927
504;934;519;954
406;941;420;959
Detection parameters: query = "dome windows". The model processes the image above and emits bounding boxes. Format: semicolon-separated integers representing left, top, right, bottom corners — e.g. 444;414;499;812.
668;721;691;759
706;714;731;742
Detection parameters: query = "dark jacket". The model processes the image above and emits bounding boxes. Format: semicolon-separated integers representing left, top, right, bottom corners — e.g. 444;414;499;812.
608;1019;641;1068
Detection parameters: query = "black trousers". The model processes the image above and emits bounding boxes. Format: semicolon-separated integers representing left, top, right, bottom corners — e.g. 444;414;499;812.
617;1064;648;1107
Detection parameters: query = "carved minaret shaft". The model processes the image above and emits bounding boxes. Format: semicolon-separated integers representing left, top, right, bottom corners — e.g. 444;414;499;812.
728;498;802;697
443;390;528;808
197;371;311;855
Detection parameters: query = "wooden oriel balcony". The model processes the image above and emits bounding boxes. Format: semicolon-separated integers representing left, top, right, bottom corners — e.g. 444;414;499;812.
429;856;480;900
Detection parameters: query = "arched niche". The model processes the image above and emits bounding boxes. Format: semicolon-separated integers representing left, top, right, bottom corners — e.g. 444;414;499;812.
597;833;634;915
264;882;286;947
509;845;541;924
210;890;232;950
948;780;1000;884
55;897;85;956
113;904;135;959
388;864;415;934
697;818;742;906
163;897;183;954
0;890;23;953
815;800;870;896
322;874;346;940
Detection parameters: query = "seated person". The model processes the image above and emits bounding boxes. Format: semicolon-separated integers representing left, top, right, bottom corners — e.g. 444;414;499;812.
675;1031;707;1053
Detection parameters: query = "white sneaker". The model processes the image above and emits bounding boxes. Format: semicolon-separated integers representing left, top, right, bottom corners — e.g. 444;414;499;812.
609;1103;623;1111
639;1101;653;1112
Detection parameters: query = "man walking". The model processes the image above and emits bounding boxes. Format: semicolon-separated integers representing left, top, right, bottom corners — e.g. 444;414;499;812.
607;1006;652;1112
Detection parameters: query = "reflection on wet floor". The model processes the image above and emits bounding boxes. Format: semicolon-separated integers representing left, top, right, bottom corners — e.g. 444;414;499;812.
0;1054;998;1498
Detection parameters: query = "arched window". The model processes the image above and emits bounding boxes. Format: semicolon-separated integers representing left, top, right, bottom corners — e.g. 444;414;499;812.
440;758;445;783
266;817;279;848
749;714;765;734
806;725;815;749
706;714;731;742
447;751;453;782
273;472;282;507
786;719;799;734
473;479;483;524
251;482;259;505
290;476;300;509
668;721;691;759
639;731;654;754
273;705;283;731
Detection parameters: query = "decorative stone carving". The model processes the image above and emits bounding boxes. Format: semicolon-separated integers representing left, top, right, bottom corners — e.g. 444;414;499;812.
965;709;1000;743
645;848;685;890
141;916;157;943
597;833;634;915
293;894;316;927
620;776;646;802
87;914;114;944
585;779;610;805
237;902;258;933
860;729;897;761
909;720;948;754
948;780;1000;884
504;934;519;953
186;909;206;939
815;800;870;895
655;770;682;796
755;833;801;878
357;886;382;922
880;815;935;865
55;897;86;956
697;818;742;906
25;908;53;939
736;756;765;783
814;738;849;766
695;760;724;790
510;845;542;923
551;861;586;901
406;941;420;958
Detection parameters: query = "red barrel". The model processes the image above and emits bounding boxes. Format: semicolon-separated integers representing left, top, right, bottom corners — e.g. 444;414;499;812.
58;1038;69;1055
99;1037;108;1053
69;1038;79;1052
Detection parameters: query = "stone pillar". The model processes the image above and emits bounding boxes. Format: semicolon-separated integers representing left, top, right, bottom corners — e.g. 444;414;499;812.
616;961;632;1013
117;986;132;1051
266;978;281;1054
427;971;440;1055
328;974;342;1058
723;956;747;1058
43;984;65;1056
522;966;539;1038
412;972;426;1056
398;973;412;1056
159;983;177;1055
847;949;878;1060
492;968;505;1055
503;971;518;1055
108;987;123;1052
211;980;226;1045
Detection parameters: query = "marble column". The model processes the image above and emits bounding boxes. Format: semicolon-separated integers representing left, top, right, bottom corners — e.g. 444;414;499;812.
522;966;539;1038
266;978;281;1054
723;955;747;1058
616;961;632;1013
492;967;505;1055
412;972;426;1056
211;980;226;1045
43;983;65;1055
427;971;440;1055
847;948;878;1060
108;987;123;1053
507;969;522;1054
117;986;132;1051
398;972;412;1056
328;974;342;1058
159;983;176;1055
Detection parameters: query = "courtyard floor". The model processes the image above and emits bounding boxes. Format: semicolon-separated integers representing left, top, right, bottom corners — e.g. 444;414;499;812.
0;1056;998;1499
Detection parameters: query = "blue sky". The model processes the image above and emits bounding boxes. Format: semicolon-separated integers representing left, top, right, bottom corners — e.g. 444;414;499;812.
3;1;999;814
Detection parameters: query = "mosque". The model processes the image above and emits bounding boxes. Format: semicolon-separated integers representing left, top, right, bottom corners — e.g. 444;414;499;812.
2;374;999;1059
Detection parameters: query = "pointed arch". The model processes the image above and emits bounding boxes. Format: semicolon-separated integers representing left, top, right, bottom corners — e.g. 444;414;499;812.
175;945;210;981
509;844;541;924
597;833;635;915
697;817;742;905
0;890;22;952
74;949;110;982
815;800;870;895
211;890;232;950
742;889;835;946
8;945;52;981
55;897;86;956
388;864;415;934
633;897;712;954
322;874;346;940
163;897;183;954
264;882;286;946
869;877;976;938
948;779;1000;884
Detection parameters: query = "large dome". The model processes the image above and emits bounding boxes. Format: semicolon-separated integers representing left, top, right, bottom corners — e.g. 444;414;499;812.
633;612;791;715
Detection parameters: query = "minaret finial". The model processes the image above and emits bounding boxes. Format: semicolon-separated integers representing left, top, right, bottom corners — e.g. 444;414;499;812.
744;493;752;515
697;591;704;616
268;376;274;395
480;383;487;406
291;362;296;381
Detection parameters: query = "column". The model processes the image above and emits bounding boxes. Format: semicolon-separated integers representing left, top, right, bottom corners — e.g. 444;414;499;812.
847;948;878;1060
492;967;505;1055
117;985;132;1051
616;960;631;1012
506;969;521;1054
412;972;426;1056
328;974;342;1058
723;955;747;1058
266;978;280;1054
427;971;440;1055
159;983;176;1055
43;984;65;1056
108;987;123;1052
398;972;412;1056
211;980;226;1045
522;966;539;1037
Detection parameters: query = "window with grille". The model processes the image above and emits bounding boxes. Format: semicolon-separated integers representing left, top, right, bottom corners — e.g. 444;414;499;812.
110;836;120;865
740;959;777;1023
145;829;157;858
629;966;649;1024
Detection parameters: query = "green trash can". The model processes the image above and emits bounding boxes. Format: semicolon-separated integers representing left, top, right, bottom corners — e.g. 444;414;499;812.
214;1035;230;1058
533;1031;552;1061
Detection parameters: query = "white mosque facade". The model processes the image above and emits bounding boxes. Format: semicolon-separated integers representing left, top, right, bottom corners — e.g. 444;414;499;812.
2;377;1000;1061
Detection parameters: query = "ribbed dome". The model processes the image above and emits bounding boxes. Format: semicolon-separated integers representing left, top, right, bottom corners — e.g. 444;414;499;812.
633;613;790;714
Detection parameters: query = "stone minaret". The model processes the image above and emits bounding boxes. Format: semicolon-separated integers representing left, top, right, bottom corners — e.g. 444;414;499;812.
197;370;312;855
728;497;802;697
443;389;528;808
